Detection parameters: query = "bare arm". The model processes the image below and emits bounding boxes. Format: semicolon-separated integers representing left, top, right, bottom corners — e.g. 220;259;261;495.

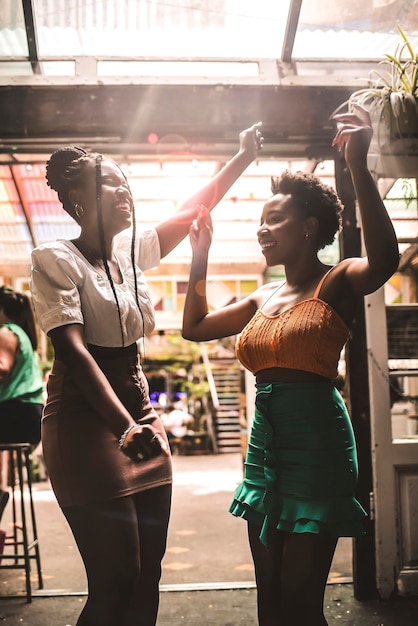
49;324;168;460
156;122;263;258
0;327;18;383
332;104;399;295
182;207;257;341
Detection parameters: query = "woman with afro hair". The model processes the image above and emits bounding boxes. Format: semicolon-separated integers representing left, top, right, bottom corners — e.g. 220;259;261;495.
182;105;399;626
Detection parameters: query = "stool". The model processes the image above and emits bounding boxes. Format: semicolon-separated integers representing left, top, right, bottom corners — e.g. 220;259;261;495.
0;443;43;602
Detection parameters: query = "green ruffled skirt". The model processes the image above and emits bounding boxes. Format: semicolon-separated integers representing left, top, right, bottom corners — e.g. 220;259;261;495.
229;382;367;545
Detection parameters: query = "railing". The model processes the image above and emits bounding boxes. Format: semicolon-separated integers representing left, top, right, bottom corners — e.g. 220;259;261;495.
199;342;219;409
199;343;219;453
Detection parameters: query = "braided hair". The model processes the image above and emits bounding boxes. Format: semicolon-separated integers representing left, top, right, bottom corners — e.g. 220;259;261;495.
45;146;89;222
271;170;343;250
0;286;38;350
46;147;144;346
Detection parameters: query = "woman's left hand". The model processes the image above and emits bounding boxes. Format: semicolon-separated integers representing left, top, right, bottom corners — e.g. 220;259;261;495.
120;423;169;462
239;122;264;160
331;103;373;165
189;204;213;253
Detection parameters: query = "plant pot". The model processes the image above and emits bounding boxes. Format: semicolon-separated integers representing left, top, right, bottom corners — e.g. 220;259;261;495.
368;100;418;177
367;151;418;178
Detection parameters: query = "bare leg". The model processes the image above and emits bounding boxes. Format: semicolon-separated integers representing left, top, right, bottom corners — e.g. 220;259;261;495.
248;524;337;626
63;484;171;626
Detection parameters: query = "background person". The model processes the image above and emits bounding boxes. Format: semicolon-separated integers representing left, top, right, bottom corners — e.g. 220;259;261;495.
181;105;399;626
30;122;263;626
0;286;43;447
0;285;43;510
160;403;194;440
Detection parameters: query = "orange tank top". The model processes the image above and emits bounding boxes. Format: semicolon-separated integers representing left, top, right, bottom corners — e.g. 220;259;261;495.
235;269;349;378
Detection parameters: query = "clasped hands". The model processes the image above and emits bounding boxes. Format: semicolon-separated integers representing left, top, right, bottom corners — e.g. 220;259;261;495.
118;418;169;462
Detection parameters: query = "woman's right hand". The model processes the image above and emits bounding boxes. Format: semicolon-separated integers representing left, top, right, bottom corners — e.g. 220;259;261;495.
189;205;213;254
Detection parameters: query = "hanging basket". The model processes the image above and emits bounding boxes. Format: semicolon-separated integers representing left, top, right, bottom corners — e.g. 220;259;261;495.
367;98;418;177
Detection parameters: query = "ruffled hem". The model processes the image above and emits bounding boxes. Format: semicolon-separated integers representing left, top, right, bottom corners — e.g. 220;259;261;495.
229;482;367;545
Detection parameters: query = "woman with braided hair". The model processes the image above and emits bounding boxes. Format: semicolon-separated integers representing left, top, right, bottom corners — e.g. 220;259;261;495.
30;122;263;626
0;285;43;446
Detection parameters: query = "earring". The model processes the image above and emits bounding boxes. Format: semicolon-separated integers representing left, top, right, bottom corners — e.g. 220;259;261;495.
74;203;84;220
305;232;310;240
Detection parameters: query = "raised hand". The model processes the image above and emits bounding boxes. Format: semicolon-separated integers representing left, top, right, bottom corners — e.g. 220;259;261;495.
189;204;213;254
239;121;264;160
331;103;373;166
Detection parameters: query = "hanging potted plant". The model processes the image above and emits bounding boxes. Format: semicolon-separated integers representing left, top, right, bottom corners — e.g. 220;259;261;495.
335;25;418;177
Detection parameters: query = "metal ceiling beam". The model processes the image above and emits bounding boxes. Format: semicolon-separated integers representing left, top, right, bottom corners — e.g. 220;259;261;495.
0;56;382;89
22;0;41;74
281;0;303;63
0;83;353;161
9;165;38;248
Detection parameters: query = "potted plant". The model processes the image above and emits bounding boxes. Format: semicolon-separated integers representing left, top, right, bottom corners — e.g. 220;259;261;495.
336;25;418;177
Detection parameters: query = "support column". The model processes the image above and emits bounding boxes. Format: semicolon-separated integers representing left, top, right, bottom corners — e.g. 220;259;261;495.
334;152;377;600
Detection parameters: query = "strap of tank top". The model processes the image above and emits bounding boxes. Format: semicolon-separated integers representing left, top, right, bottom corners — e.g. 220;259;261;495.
260;280;286;310
313;268;334;299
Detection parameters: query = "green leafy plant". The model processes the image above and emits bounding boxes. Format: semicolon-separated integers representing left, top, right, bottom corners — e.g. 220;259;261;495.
336;25;418;140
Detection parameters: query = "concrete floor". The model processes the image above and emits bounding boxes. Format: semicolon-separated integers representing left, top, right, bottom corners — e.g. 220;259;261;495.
0;452;417;625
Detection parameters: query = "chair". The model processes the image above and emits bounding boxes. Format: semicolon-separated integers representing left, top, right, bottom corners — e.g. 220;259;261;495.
0;443;43;602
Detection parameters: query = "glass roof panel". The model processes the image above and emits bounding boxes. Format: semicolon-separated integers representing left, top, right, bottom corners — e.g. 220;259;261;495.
0;157;339;269
4;0;418;80
0;155;412;274
42;61;75;76
0;61;33;75
97;61;259;78
0;1;27;56
32;0;290;60
295;0;418;60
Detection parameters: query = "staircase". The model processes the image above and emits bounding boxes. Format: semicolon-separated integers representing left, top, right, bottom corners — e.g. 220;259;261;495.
210;359;242;453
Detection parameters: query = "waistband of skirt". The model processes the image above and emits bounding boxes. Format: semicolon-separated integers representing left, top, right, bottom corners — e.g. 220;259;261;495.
87;342;138;359
255;380;335;392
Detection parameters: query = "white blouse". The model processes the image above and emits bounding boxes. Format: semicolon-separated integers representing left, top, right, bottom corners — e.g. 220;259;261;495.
30;229;161;348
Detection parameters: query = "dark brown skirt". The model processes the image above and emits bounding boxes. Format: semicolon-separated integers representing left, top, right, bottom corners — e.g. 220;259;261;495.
42;344;172;508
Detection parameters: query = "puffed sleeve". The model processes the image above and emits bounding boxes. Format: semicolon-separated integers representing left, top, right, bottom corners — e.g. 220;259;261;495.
115;228;161;271
30;243;84;335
